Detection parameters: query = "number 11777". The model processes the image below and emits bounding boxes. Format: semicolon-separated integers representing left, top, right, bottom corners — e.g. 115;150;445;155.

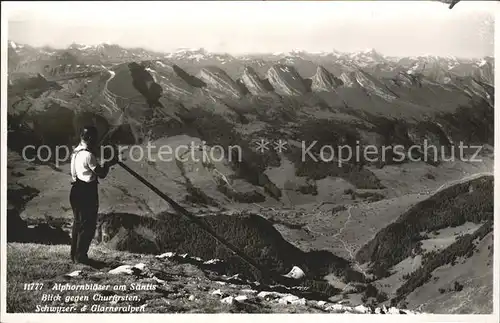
23;283;44;291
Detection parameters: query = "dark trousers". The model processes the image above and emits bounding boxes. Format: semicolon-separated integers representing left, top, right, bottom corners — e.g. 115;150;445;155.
69;179;99;262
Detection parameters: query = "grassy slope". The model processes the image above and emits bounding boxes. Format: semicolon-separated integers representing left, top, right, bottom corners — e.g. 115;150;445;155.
355;175;493;277
392;221;493;310
6;243;326;314
404;232;494;314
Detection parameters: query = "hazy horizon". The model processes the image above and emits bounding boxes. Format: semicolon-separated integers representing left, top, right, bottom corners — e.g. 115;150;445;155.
5;1;497;58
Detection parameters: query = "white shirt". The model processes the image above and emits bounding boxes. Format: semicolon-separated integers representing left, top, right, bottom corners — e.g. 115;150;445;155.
70;142;98;182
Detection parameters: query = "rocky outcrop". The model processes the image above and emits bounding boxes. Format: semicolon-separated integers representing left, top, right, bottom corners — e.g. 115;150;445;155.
453;76;494;107
8;74;62;98
474;59;494;85
407;121;454;155
198;66;245;99
470;78;494;107
339;72;355;87
241;66;271;95
353;70;398;101
392;72;423;87
9;242;421;313
41;64;104;82
106;62;164;108
267;64;308;96
143;61;197;99
14;53;80;77
310;66;343;92
105;62;159;106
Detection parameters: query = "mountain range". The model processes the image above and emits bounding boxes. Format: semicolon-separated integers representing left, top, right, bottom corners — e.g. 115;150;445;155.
8;40;494;82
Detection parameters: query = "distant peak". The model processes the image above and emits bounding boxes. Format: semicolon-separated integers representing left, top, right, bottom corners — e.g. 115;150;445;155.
98;42;119;47
8;40;24;50
478;58;489;67
354;48;382;56
174;47;207;54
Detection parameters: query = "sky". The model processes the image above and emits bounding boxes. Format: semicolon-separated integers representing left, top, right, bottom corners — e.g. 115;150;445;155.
4;1;498;58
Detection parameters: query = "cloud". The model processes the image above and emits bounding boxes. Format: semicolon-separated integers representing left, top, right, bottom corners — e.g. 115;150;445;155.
5;1;496;57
